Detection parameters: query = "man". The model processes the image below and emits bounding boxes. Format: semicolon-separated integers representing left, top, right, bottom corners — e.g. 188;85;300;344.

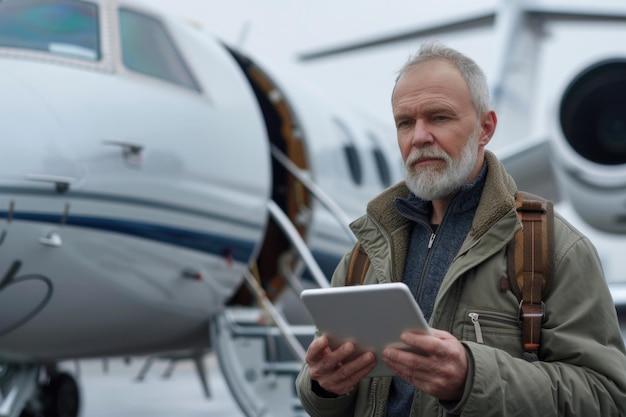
295;41;626;416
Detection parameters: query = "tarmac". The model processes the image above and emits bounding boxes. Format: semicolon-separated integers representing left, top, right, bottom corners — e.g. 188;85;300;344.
67;354;246;417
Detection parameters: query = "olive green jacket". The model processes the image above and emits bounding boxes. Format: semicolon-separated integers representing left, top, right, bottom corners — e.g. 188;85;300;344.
296;151;626;416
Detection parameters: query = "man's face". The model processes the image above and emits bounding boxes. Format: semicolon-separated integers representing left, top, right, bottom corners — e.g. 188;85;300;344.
392;59;488;200
403;121;480;201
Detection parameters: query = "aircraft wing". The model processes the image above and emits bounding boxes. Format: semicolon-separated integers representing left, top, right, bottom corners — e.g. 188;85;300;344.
525;4;626;23
297;4;626;62
497;138;561;204
297;10;496;61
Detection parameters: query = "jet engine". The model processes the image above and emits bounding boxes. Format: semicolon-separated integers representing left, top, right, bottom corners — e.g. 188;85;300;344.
552;58;626;234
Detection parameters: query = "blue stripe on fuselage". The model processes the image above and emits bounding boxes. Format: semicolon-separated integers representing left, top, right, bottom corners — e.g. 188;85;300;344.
0;211;256;263
0;187;261;230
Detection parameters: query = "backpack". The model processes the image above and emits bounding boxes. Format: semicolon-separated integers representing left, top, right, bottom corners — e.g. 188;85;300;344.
345;191;554;362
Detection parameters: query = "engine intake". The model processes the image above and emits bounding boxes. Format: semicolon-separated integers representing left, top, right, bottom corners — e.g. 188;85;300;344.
554;59;626;234
560;59;626;166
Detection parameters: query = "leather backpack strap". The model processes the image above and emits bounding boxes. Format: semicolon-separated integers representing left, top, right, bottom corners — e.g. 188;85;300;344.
507;191;554;361
346;243;370;286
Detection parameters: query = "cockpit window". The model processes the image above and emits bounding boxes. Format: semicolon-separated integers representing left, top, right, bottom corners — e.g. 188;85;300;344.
0;0;99;60
119;8;200;92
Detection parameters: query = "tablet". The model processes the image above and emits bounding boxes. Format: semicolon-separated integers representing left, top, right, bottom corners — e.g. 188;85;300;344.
300;282;431;377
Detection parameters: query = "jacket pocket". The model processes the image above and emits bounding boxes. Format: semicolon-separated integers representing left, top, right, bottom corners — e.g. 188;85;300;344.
462;308;524;358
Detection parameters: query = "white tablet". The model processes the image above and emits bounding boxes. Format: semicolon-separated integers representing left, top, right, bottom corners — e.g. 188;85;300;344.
300;282;431;377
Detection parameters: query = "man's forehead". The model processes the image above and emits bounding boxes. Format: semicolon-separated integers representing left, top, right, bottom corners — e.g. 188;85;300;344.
393;60;470;105
398;59;462;84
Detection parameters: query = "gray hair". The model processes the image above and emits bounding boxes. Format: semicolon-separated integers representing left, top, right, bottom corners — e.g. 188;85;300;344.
393;41;491;116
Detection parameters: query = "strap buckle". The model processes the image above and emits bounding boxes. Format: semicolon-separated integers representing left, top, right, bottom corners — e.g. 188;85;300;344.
518;300;545;323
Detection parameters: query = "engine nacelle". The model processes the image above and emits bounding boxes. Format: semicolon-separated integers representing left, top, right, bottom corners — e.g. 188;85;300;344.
552;58;626;234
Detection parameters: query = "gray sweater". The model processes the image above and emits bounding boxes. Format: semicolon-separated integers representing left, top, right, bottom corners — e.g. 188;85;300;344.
386;163;486;416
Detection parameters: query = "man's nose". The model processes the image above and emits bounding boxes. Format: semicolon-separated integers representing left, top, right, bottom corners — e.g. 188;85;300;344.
411;120;434;147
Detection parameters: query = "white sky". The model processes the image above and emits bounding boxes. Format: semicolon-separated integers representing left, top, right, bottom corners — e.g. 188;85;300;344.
148;0;626;137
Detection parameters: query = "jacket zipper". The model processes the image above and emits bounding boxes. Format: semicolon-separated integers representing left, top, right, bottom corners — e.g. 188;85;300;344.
468;312;484;343
370;378;378;416
427;231;436;248
468;312;520;344
415;226;438;300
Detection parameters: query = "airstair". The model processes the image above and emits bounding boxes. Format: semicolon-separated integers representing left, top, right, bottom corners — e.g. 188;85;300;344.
211;147;356;417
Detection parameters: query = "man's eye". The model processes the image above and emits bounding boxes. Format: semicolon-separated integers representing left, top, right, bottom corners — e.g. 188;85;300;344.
397;120;412;128
433;115;448;122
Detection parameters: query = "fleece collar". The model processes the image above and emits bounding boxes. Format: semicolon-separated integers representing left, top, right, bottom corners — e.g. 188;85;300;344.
393;161;487;226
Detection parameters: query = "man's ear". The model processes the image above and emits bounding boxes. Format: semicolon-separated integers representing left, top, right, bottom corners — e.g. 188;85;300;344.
479;111;497;146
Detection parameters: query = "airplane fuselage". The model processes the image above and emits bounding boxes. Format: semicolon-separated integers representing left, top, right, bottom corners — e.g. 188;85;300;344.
0;0;398;364
0;0;272;361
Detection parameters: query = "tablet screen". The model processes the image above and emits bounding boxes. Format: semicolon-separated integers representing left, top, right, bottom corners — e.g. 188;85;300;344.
300;282;431;377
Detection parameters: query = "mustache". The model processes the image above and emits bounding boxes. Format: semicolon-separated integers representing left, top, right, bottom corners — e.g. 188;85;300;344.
405;148;451;166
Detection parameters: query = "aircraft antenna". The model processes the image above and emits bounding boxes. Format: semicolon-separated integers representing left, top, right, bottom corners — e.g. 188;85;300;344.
237;21;251;49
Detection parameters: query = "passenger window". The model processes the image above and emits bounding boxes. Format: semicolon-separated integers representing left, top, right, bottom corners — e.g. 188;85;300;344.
119;8;200;92
333;118;363;186
0;0;99;60
367;132;392;187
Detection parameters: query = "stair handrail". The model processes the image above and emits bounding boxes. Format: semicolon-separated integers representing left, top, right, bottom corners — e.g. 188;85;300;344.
270;145;357;244
242;268;307;361
267;200;329;290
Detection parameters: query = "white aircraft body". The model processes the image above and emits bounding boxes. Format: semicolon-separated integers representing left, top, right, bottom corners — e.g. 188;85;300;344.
0;0;624;416
0;0;399;416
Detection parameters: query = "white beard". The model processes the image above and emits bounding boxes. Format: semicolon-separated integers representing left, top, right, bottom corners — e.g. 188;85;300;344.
403;123;481;201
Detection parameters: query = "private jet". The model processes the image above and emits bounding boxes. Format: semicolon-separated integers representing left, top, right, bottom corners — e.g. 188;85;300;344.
0;0;625;416
0;0;399;416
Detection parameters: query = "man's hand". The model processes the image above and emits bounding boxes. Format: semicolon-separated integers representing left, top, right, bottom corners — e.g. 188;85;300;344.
381;329;468;400
306;334;377;396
